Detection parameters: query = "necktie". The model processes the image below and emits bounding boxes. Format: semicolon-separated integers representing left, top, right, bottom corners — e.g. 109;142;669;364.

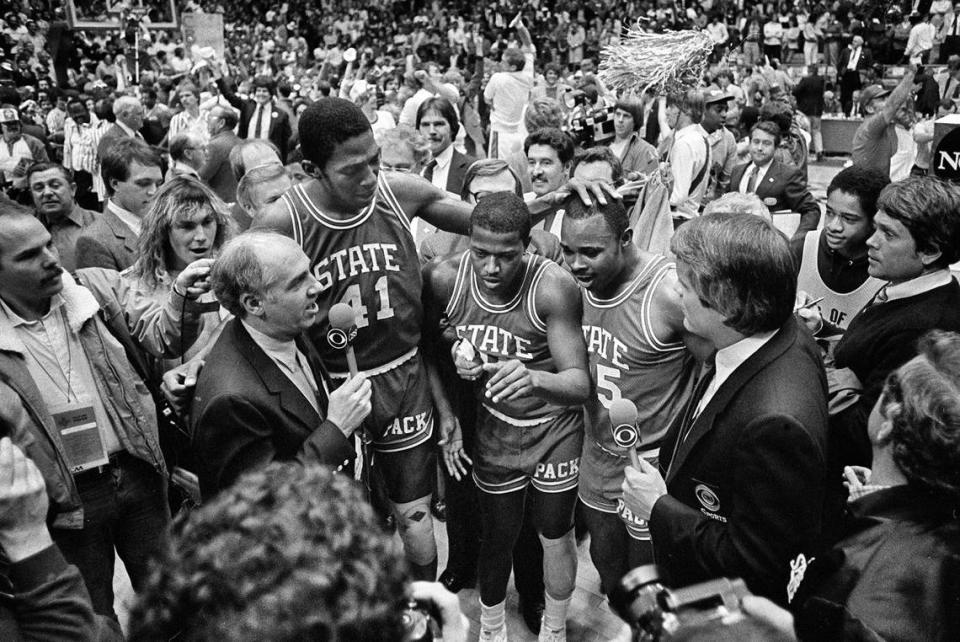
745;164;759;193
676;360;716;448
423;159;437;183
253;105;264;139
873;285;889;305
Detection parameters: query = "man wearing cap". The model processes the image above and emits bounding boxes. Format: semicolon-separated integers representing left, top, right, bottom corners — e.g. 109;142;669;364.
851;68;917;177
702;88;737;204
212;63;292;162
0;106;48;197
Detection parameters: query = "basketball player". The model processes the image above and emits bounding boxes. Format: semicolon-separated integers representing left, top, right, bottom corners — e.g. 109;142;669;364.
423;192;590;642
559;195;710;596
254;98;614;582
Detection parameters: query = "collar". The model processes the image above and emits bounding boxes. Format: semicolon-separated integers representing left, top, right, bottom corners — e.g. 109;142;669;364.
750;158;774;175
169;160;200;178
106;199;141;234
240;318;299;368
884;269;953;302
115;120;137;137
714;329;778;383
434;144;455;169
39;203;86;229
0;271;100;354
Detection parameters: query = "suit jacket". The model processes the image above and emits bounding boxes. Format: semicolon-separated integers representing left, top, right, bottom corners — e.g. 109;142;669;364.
74;206;138;271
728;159;821;239
445;149;477;195
837;46;873;76
95;123;136;160
650;320;830;605
190;319;354;500
216;78;292;162
199;129;241;203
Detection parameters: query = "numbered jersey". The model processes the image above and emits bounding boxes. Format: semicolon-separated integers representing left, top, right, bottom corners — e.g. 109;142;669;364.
579;255;696;514
442;252;565;423
280;175;421;372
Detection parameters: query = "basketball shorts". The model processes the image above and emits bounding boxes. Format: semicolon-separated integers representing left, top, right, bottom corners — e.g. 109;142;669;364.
578;439;660;541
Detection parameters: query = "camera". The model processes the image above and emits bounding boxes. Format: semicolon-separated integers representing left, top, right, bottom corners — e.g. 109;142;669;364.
609;565;751;641
565;100;617;148
400;599;441;642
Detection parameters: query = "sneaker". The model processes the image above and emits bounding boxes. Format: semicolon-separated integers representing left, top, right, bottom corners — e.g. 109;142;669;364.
538;621;566;642
479;624;508;642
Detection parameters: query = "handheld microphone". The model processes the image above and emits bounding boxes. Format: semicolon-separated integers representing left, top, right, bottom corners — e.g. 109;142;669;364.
327;302;359;377
609;398;642;469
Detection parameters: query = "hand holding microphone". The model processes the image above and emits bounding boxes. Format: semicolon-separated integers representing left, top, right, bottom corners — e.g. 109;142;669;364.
328;302;359;377
609;398;642;469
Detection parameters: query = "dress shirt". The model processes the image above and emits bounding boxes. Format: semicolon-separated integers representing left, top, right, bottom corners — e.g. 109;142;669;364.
847;46;861;71
241;320;323;413
39;205;98;273
105;199;142;238
669;124;711;219
247;102;274;140
883;269;954;303
426;144;454;191
695;330;778;416
0;295;122;454
738;159;773;193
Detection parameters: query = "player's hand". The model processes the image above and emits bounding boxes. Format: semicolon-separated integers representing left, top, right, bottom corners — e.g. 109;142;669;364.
620;457;667;522
482;359;536;403
843;465;871;494
438;415;472;481
451;340;483;381
794;290;823;335
327;374;372;438
174;258;216;300
0;438;52;563
161;359;205;416
554;177;621;208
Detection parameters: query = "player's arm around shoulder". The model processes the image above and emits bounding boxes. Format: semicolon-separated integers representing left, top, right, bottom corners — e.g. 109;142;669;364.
533;262;592;405
249;197;296;236
655;266;714;363
388;171;472;235
421;254;462;338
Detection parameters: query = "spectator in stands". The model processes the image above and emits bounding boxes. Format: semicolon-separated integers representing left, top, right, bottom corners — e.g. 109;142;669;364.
27;162;98;273
200;105;241;204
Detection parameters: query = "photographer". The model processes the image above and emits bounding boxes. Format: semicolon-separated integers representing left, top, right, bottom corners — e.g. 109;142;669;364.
128;461;468;641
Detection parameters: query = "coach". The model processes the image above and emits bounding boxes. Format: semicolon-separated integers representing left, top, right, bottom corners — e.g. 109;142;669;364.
620;212;831;605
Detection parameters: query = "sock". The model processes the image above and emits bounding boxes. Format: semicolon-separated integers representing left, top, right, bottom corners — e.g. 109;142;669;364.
539;529;577;602
542;591;572;632
480;599;506;631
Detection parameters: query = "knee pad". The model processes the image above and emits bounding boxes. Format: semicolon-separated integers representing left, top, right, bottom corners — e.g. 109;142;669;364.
539;528;577;600
392;495;437;566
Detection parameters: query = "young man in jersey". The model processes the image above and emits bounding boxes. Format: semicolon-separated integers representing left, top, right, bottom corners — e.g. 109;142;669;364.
254;98;615;581
424;192;591;641
792;165;889;335
559;195;708;597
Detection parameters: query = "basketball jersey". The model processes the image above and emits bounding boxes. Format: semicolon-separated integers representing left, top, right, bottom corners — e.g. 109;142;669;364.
579;256;697;516
443;251;564;423
279;175;422;372
797;230;884;331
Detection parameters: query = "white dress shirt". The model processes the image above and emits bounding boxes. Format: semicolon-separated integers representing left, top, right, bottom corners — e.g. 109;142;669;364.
425;144;454;191
247;102;274;140
738;159;774;193
883;269;954;303
695;330;778;417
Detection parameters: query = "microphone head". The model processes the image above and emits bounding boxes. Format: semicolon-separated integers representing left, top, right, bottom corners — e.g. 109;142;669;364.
328;302;356;330
609;398;639;427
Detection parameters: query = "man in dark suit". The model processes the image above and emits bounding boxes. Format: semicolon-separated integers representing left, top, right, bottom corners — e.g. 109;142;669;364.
620;212;831;605
199;105;241;203
190;231;372;500
793;65;825;161
76;138;163;270
837;35;872;115
212;63;292;163
416;96;477;196
728;120;821;239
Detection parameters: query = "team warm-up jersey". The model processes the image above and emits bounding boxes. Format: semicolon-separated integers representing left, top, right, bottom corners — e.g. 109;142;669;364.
279;174;422;373
443;251;570;424
578;255;696;537
797;230;884;331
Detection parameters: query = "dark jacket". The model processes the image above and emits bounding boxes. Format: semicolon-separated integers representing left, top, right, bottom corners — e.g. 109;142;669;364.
792;486;960;642
444;149;477;195
793;74;826;117
651;320;831;605
199;129;241;203
190;319;355;500
728;158;821;239
215;78;293;162
74;207;138;271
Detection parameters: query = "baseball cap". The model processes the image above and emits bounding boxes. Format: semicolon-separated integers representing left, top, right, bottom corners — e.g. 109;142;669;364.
704;88;733;104
0;107;19;123
860;84;891;105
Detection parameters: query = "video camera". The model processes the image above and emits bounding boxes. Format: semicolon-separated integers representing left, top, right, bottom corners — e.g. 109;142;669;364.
564;91;616;148
609;565;751;641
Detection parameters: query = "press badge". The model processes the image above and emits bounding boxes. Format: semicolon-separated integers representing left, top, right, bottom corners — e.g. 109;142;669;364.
50;400;109;473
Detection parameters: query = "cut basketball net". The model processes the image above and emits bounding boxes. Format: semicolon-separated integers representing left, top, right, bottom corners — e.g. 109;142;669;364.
598;25;715;95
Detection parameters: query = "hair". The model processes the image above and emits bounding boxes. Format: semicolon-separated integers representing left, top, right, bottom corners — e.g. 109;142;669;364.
298;97;372;169
524;98;565;132
211;232;297;316
176;82;200;100
133;177;232;288
502;47;526;71
376;125;431;168
415;96;460;139
229;139;282;182
112;95;142;118
571;147;623;184
562;192;629;239
127;463;408;641
750;120;783;146
614;99;644;132
826;165;890;223
460;159;522;201
670;212;796;335
876;176;960;269
544;62;562;76
236;163;291;215
523;127;575;165
470;191;531;241
211;106;239;131
168;133;198;163
100;137;162;195
758;100;793;136
880;331;960;501
26;161;73;185
702;192;772;220
251;75;276;94
680;89;705;124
